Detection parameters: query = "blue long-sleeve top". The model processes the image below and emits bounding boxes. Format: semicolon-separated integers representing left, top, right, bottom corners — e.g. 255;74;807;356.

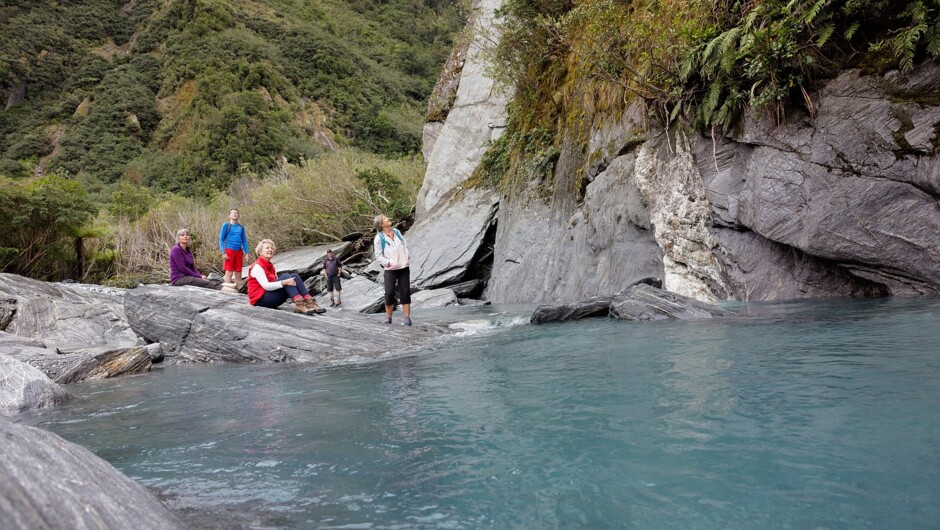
219;223;249;253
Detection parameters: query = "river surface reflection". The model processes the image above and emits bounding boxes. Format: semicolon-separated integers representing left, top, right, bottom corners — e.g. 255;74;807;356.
20;297;940;529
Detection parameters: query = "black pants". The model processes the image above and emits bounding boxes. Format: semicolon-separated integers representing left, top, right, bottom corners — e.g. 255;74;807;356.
172;276;222;290
384;267;411;306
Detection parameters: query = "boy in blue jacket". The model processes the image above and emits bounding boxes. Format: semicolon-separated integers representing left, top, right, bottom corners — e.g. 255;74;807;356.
219;209;250;286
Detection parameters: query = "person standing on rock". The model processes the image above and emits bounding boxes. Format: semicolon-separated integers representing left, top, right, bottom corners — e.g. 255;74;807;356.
170;229;237;292
322;248;344;307
373;214;412;326
247;239;326;315
219;208;250;288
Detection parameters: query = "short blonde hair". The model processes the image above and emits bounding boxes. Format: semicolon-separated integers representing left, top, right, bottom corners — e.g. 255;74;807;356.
256;239;276;255
373;214;386;232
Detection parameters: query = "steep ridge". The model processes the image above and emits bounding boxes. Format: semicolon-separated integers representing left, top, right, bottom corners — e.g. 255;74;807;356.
414;0;940;303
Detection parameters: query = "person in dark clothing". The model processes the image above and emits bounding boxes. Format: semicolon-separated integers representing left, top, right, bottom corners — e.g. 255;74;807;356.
170;228;237;292
321;249;344;307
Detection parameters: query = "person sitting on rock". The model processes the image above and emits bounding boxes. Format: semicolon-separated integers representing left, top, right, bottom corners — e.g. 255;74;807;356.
247;239;325;315
169;228;237;292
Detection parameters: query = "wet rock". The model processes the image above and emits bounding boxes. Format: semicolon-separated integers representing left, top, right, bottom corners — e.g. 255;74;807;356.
530;297;613;324
411;288;458;309
610;284;731;321
54;345;152;385
0;419;185;529
125;285;439;364
0;355;73;416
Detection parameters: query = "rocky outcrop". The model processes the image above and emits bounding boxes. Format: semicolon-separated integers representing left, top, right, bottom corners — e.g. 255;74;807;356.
126;285;440;364
254;241;353;278
411;288;458;309
315;275;387;313
0;274;139;349
408;188;499;289
421;44;940;302
609;283;732;321
530;281;729;324
415;0;509;218
0;355;73;416
0;419;185;529
54;345;152;385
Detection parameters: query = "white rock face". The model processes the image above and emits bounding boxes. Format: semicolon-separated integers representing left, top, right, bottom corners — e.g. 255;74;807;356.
415;0;509;217
0;354;72;416
633;135;729;302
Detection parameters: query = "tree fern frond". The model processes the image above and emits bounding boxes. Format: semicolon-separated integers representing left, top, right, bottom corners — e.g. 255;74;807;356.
720;27;741;74
844;21;860;40
816;23;835;47
804;0;828;25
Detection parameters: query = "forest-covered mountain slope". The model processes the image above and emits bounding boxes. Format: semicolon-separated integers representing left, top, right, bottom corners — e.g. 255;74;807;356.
0;0;463;199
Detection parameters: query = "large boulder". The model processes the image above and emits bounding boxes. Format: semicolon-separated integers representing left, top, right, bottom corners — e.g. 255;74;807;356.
609;283;732;321
0;419;185;529
0;274;138;349
407;188;498;290
315;275;388;314
125;285;440;363
411;288;458;309
0;355;73;416
242;241;353;278
54;345;152;385
529;281;730;323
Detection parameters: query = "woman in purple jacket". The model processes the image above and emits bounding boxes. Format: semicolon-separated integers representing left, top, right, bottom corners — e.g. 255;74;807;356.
170;228;237;292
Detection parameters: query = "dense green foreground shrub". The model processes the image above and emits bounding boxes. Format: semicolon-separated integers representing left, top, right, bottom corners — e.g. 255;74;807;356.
108;149;424;284
0;0;462;198
484;0;940;187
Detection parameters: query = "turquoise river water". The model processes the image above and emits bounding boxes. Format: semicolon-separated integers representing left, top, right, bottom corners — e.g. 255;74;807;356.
19;296;940;529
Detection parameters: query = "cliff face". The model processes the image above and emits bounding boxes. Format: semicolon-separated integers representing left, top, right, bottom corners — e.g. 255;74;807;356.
414;1;940;303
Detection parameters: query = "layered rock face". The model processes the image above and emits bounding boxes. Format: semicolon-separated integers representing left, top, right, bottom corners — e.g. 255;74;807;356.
126;286;441;364
417;20;940;302
0;419;185;529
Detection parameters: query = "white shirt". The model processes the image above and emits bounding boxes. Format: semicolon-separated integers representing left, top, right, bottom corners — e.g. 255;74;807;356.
374;230;409;270
249;263;283;291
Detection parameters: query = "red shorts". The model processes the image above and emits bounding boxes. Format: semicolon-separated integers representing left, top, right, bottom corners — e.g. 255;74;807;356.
223;249;244;272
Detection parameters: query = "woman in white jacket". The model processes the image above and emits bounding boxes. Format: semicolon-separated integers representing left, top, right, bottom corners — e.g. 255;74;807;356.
373;214;412;326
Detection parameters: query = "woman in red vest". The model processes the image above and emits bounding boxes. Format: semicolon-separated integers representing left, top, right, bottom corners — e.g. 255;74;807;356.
247;239;325;315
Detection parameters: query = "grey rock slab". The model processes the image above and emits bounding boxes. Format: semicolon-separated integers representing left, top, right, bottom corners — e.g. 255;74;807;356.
712;227;889;300
315;276;388;314
0;273;139;349
266;241;353;278
486;153;664;303
411;288;458;309
408;187;499;289
126;285;439;364
416;0;509;216
0;355;73;416
530;297;613;324
0;419;185;529
55;345;152;385
610;284;732;321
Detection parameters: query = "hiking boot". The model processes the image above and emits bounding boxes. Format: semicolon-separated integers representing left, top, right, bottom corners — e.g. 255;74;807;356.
305;298;326;314
294;299;313;315
383;316;392;324
402;317;412;327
